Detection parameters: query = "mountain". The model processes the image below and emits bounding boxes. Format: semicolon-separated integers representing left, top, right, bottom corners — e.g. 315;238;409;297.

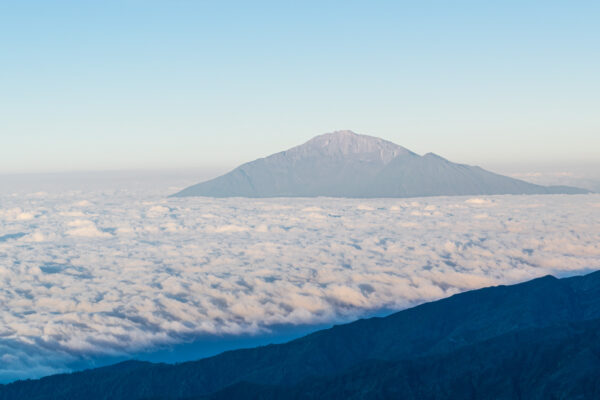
200;318;600;400
172;130;588;198
2;270;600;399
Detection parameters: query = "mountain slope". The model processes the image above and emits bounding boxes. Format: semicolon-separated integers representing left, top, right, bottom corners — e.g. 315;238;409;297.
202;318;600;399
172;130;588;198
2;271;600;399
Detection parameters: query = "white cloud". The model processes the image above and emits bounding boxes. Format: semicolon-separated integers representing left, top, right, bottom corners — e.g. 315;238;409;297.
0;186;598;381
356;204;375;211
15;212;35;221
65;219;112;238
206;224;250;233
465;197;494;205
59;211;87;217
147;205;170;217
0;208;36;221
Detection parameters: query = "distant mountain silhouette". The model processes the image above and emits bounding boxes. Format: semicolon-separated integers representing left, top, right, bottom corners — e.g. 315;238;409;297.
2;270;600;399
172;130;588;197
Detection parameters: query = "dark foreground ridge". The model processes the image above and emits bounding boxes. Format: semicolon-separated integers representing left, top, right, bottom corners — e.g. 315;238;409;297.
172;130;589;198
2;270;600;399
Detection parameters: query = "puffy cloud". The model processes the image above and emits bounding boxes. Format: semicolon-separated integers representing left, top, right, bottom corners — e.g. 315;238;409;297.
65;219;112;238
146;205;170;217
0;185;598;382
465;197;495;206
206;224;250;233
0;208;36;221
59;211;87;217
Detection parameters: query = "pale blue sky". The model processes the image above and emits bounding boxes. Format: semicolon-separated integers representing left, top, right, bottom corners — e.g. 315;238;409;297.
1;0;598;174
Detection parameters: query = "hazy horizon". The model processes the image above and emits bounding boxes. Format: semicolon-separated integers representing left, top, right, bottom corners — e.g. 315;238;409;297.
2;145;599;193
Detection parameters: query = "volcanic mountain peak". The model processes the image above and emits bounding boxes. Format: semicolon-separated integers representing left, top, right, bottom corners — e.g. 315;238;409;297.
172;130;589;198
289;130;413;163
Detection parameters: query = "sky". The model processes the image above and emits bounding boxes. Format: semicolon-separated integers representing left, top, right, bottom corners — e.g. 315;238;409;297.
1;0;599;174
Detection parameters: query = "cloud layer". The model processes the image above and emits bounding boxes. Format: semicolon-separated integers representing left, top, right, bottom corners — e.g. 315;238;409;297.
1;184;599;381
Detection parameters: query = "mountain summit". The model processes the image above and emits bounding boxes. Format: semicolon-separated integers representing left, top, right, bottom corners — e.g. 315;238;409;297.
172;131;588;198
290;130;413;162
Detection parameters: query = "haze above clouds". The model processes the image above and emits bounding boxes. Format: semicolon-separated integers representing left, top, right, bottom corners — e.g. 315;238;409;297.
0;175;598;381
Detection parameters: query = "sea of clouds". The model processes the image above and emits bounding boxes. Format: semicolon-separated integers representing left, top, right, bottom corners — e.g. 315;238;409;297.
0;173;599;381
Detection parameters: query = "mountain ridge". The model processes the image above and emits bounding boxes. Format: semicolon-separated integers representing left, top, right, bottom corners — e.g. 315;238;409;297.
172;130;588;198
